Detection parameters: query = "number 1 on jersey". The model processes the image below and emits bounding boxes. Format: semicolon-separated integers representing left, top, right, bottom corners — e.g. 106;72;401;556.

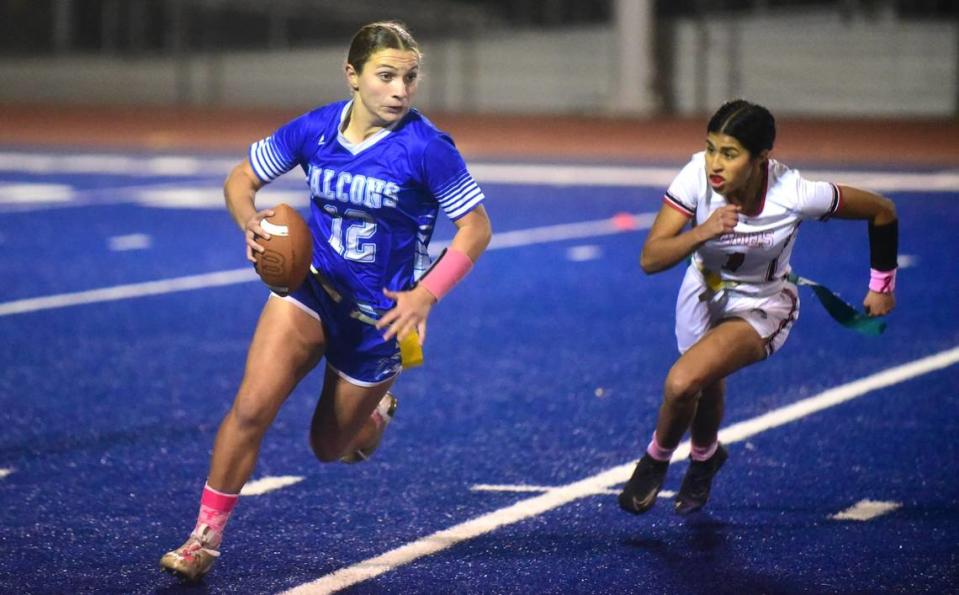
722;252;745;272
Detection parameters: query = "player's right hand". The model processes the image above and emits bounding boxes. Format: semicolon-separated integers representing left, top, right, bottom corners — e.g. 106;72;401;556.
244;209;275;264
377;286;435;343
699;204;741;241
863;290;895;317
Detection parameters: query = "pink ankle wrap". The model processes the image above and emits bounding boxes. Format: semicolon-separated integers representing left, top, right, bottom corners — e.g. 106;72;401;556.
197;483;239;536
869;268;896;294
201;483;239;512
419;248;473;301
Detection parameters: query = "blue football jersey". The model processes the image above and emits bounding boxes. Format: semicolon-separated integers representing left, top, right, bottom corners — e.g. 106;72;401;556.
248;99;485;312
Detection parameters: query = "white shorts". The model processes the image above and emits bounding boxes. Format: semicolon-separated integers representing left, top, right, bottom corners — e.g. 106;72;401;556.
675;265;800;357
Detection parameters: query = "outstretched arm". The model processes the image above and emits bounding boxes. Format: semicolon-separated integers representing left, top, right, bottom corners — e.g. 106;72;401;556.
833;185;898;316
377;205;492;342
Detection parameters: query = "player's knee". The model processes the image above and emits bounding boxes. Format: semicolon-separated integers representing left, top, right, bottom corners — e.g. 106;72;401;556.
229;399;275;436
663;368;703;405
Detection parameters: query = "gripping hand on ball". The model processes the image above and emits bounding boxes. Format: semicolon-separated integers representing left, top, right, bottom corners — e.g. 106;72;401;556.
245;209;275;264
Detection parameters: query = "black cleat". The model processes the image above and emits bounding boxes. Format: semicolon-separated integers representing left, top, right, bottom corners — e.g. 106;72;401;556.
674;443;728;515
618;454;669;515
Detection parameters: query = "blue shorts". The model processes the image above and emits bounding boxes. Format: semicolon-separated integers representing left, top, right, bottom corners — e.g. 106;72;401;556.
277;272;401;386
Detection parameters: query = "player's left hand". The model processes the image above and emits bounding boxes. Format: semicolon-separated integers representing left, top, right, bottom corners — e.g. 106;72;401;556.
863;291;895;317
377;286;436;342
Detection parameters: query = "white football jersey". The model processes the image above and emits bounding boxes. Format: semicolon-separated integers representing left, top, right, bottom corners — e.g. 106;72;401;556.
664;152;841;297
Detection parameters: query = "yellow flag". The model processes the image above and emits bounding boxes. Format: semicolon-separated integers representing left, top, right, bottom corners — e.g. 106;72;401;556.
399;331;424;368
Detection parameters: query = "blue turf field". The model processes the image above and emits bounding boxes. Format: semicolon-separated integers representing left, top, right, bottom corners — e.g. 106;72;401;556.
0;150;957;594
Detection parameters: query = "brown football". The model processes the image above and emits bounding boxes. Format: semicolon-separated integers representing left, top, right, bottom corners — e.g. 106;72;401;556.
254;203;312;295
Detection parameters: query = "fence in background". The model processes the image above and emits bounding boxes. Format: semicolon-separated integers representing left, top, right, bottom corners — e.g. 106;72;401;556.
0;0;956;116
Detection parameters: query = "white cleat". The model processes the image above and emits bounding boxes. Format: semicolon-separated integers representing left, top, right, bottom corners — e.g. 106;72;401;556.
160;524;221;581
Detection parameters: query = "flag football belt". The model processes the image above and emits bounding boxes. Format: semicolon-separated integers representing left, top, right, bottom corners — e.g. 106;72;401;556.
692;260;885;336
692;260;740;303
310;265;424;368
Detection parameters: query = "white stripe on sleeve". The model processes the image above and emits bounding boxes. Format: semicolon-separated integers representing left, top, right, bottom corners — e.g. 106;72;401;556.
249;137;296;182
436;172;485;220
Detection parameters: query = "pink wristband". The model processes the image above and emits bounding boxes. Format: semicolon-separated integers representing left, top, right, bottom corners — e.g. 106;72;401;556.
869;268;896;294
419;248;474;301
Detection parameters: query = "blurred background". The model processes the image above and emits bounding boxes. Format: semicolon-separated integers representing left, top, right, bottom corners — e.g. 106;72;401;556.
0;0;956;164
1;0;956;116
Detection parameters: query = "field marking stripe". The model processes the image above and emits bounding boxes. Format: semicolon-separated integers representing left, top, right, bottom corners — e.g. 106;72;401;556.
831;499;902;521
471;484;672;497
713;349;959;446
282;345;959;594
0;269;259;317
470;484;557;493
241;475;305;496
1;152;957;192
0;213;654;318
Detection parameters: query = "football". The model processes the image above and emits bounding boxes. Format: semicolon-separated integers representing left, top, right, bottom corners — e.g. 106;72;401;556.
254;203;312;295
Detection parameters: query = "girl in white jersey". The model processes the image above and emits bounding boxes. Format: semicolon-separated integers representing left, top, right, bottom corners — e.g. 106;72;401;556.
618;99;897;516
160;22;492;581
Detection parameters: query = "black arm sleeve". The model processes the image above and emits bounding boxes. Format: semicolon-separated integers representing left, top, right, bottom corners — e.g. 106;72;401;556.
868;220;898;271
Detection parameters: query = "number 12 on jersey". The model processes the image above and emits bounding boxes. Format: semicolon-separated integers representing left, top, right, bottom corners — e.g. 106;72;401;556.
323;205;377;263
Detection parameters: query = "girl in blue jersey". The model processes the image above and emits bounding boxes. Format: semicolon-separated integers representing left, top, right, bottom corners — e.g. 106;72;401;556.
161;21;492;581
618;100;897;517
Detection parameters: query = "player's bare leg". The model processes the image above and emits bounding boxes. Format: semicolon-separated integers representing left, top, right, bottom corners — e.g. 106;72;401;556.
621;319;762;515
161;297;325;580
656;319;762;514
673;377;729;513
655;319;764;448
339;390;398;463
308;366;396;463
206;297;326;491
690;378;725;448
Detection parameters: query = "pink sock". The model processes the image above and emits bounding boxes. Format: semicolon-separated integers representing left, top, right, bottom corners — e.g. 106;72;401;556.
690;441;718;462
646;432;675;462
195;483;239;542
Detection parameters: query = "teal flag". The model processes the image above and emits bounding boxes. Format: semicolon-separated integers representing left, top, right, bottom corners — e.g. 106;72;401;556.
787;273;886;336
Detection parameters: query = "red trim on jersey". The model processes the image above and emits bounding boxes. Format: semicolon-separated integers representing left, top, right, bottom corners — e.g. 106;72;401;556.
819;183;843;221
663;194;694;218
765;287;798;356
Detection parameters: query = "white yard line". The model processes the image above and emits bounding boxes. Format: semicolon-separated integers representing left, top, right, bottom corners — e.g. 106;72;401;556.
1;151;956;192
282;346;959;595
107;233;152;251
241;476;305;496
0;269;259;317
831;499;902;521
470;484;560;493
470;484;671;498
0;213;654;318
0;183;74;203
0;152;235;176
